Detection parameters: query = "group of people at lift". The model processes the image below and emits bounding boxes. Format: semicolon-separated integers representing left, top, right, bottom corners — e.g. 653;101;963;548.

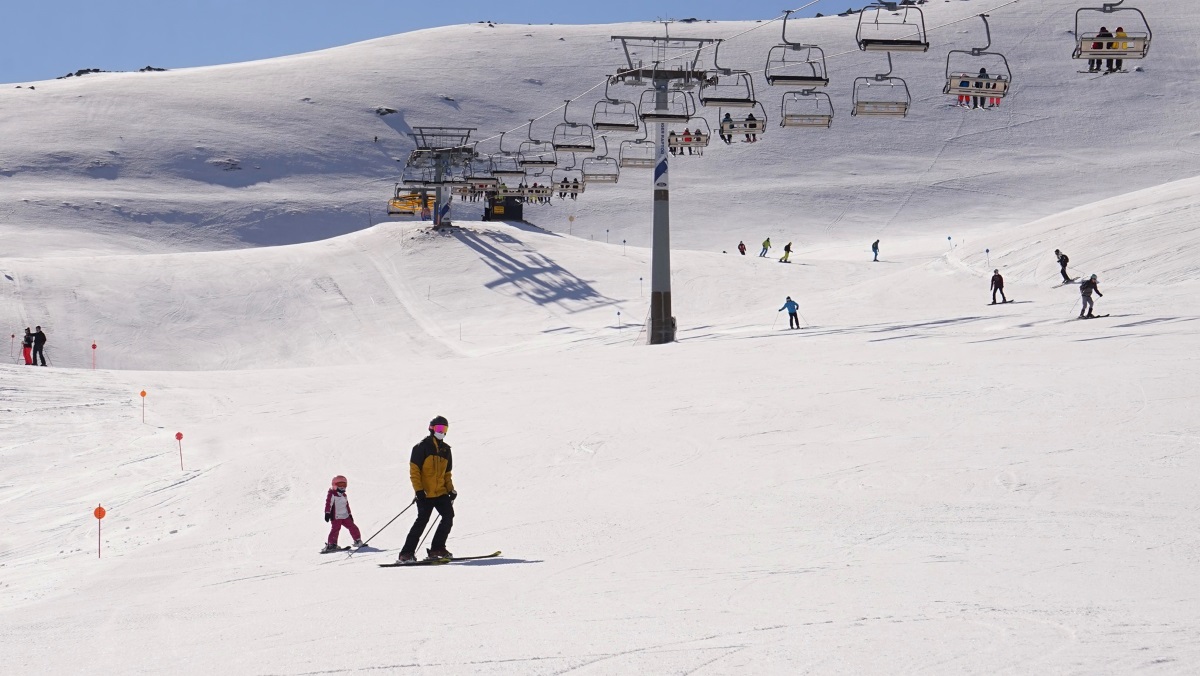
955;68;1006;110
719;112;759;144
1086;27;1130;73
667;128;706;156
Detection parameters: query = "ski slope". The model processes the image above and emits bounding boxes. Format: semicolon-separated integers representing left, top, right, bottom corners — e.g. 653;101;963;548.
2;0;1200;673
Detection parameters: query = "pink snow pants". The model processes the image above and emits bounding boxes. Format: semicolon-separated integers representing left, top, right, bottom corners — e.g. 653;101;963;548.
327;518;361;545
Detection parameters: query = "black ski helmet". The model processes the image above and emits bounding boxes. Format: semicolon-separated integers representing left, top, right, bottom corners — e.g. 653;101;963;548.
429;415;449;429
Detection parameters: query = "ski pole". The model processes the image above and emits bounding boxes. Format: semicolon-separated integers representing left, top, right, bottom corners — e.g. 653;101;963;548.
797;310;810;327
772;312;780;329
347;498;416;558
417;514;441;554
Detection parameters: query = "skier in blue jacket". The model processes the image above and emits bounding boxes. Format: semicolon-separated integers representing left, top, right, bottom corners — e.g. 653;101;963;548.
779;296;800;329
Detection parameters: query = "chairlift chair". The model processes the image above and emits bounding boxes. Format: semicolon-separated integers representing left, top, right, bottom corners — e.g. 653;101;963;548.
619;138;656;169
699;71;759;108
551;165;586;197
668;117;712;151
780;90;834;128
592;79;642;132
765;11;830;87
718;101;769;141
582;136;621;183
857;2;930;53
1073;0;1151;61
552;100;597;153
638;89;696;124
944;15;1013;102
465;154;499;186
852;53;911;117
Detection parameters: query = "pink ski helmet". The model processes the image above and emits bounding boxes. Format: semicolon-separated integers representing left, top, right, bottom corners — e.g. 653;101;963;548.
331;475;348;487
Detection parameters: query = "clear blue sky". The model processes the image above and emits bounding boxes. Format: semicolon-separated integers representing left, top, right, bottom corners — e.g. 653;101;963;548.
0;1;832;84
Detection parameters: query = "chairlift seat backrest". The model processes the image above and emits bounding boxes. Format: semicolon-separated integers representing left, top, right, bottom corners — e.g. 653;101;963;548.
1073;32;1149;59
766;73;829;87
720;118;765;133
668;132;711;148
853;101;909;117
944;74;1010;97
781;113;833;128
859;38;929;52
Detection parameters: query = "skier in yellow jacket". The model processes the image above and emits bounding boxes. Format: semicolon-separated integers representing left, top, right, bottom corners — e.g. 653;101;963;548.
397;415;457;562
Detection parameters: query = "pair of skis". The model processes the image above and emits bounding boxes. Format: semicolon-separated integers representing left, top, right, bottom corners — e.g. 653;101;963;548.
378;551;502;568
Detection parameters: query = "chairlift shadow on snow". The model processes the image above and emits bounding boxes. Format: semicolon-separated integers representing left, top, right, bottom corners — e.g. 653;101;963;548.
449;228;618;310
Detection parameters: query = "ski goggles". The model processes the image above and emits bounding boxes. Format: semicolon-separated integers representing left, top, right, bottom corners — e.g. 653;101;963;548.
431;424;448;434
335;482;347;487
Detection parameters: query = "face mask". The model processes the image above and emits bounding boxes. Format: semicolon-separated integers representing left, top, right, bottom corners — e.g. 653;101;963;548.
433;432;446;440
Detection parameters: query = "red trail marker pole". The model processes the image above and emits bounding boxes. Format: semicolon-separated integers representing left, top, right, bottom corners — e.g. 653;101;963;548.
175;432;184;470
94;505;106;558
140;390;147;423
91;342;97;370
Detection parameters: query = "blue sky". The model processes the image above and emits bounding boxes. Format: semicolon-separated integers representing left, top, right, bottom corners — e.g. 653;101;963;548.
0;1;829;83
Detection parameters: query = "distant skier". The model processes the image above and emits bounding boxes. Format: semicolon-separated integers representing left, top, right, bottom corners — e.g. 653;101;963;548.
990;270;1007;304
737;241;747;256
779;242;793;263
759;238;771;257
397;416;457;563
872;239;880;262
1054;249;1071;283
779;296;801;330
322;475;363;553
21;328;33;365
1079;274;1103;318
32;326;47;366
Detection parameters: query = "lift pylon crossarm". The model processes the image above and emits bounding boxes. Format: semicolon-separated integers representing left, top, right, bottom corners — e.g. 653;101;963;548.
856;2;930;53
1073;1;1152;60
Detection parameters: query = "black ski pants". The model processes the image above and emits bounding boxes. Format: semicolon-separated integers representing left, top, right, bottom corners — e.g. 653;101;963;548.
33;344;46;366
992;287;1006;303
401;494;454;555
1060;264;1071;282
788;311;800;329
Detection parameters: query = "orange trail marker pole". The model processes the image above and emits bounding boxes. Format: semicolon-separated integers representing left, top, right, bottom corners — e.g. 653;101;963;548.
94;505;106;558
175;432;184;471
91;342;97;370
140;390;147;423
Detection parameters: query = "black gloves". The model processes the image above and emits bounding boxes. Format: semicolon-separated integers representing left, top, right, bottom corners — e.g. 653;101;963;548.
449;491;458;502
415;491;426;500
324;512;331;523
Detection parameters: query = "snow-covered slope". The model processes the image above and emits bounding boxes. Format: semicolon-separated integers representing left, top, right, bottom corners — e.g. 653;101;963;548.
2;0;1199;254
2;2;1200;674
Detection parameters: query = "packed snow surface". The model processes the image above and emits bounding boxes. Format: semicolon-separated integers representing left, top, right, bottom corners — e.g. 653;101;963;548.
2;0;1200;673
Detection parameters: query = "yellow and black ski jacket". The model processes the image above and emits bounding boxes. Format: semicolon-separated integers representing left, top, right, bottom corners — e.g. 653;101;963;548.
409;436;454;498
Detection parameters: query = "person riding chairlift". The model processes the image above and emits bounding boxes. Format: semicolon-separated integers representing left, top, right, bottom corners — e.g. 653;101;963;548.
744;113;758;143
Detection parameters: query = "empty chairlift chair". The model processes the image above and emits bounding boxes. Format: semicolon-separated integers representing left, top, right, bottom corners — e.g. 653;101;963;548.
551;100;597;153
592;79;642;133
856;2;930;53
581;136;621;183
765;10;830;88
852;53;911;117
1072;0;1151;64
780;90;834;128
518;120;559;168
637;89;696;124
944;14;1012;108
619;137;656;169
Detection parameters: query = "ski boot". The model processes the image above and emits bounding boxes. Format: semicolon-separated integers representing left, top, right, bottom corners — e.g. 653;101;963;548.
320;542;340;554
352;539;364;548
396;552;417;564
427;548;453;560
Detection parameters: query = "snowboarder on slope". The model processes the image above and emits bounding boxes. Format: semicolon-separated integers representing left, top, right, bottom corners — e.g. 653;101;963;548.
32;326;47;366
779;242;793;263
737;241;746;256
872;240;880;262
322;475;363;553
1055;249;1071;283
779;296;801;330
759;238;771;257
397;416;457;563
1079;274;1103;318
990;270;1007;304
21;328;33;365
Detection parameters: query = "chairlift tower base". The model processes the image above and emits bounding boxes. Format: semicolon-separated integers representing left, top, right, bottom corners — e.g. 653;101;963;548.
407;126;476;228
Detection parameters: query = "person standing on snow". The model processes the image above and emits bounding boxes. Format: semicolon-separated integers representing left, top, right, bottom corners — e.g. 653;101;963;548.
1079;274;1103;318
322;475;364;553
872;239;880;262
990;270;1007;304
21;328;34;365
737;241;747;256
779;296;801;330
1055;249;1071;283
397;416;457;563
759;238;771;257
779;242;793;263
32;326;47;366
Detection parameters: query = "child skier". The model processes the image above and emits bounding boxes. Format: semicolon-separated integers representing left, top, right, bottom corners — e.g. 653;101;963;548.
322;475;363;553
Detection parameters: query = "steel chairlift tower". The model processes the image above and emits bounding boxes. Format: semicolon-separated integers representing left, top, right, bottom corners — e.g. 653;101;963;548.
610;28;717;345
406;126;476;228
